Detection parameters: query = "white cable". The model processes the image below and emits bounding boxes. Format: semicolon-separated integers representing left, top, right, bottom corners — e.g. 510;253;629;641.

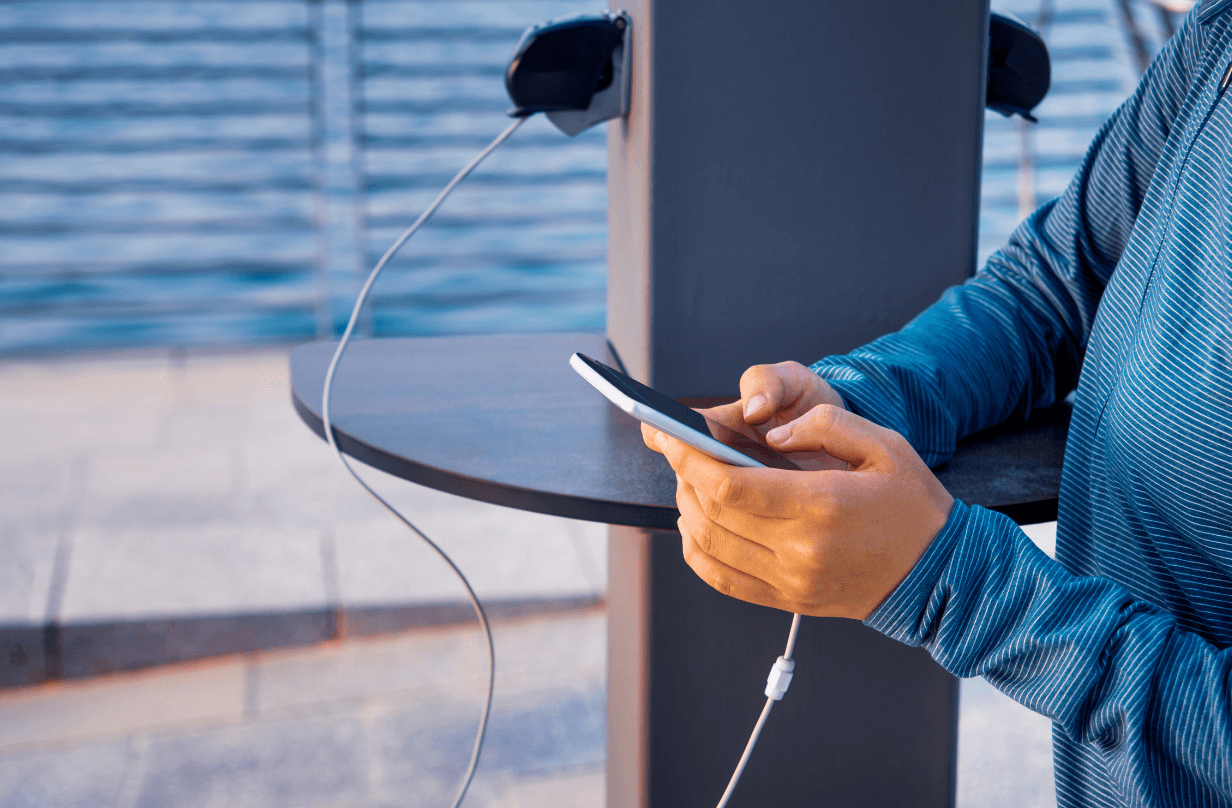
321;111;798;808
715;612;803;808
320;114;529;808
783;609;802;660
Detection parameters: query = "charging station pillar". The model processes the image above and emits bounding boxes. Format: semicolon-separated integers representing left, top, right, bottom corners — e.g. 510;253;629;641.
605;1;989;806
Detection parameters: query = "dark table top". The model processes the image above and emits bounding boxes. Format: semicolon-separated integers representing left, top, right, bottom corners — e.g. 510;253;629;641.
291;333;1068;529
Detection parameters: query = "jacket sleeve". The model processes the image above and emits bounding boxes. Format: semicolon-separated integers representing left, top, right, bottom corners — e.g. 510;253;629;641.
868;502;1232;804
810;11;1204;467
834;11;1232;802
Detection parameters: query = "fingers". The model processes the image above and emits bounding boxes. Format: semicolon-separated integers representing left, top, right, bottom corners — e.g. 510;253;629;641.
765;404;888;467
679;521;789;611
738;362;796;423
739;361;832;424
677;478;782;562
654;432;804;518
641;421;660;452
680;476;793;554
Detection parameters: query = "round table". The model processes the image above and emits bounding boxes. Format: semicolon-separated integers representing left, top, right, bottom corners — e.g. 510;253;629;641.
291;332;1068;527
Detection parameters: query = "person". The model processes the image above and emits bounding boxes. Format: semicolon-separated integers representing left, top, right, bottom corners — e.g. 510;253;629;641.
642;5;1232;807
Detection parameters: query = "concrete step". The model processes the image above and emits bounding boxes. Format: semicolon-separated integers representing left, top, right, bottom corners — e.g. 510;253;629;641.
0;610;608;808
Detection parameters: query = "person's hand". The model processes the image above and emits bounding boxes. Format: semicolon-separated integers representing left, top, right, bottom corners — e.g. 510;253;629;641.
653;404;955;620
641;361;848;471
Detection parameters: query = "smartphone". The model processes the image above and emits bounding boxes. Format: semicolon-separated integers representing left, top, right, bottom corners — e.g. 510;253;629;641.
570;352;802;471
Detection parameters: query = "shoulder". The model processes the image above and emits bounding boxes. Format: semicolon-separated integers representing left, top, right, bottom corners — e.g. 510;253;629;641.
1179;3;1232;75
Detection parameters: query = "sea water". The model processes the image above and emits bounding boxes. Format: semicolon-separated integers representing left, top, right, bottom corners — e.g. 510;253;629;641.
0;0;607;354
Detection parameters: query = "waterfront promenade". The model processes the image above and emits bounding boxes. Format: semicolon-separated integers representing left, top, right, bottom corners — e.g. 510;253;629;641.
0;0;1176;804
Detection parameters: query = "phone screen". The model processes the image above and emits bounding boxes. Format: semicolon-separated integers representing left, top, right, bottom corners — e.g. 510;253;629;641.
574;354;802;471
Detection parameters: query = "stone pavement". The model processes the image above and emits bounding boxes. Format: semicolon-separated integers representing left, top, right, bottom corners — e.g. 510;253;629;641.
0;348;607;688
0;604;1061;808
0;611;606;808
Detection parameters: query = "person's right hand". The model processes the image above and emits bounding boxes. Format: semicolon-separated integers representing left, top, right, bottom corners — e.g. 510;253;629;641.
642;361;849;472
731;360;847;433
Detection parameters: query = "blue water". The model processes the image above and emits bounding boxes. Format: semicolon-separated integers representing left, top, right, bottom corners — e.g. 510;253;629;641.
0;0;1168;355
0;0;607;354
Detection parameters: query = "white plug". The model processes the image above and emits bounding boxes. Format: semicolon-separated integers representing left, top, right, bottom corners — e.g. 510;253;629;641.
764;656;795;701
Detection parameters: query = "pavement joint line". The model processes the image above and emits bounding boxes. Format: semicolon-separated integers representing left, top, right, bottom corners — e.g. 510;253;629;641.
113;735;150;808
243;654;260;720
319;530;344;634
40;534;74;682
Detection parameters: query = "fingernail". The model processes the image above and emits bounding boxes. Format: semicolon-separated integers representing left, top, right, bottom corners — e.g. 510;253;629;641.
655;433;667;449
744;394;767;418
767;423;791;444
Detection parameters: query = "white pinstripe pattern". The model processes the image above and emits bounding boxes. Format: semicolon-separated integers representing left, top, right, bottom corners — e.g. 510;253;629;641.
810;5;1232;806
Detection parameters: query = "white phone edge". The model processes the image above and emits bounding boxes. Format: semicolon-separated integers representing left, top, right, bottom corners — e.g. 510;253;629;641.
569;353;764;469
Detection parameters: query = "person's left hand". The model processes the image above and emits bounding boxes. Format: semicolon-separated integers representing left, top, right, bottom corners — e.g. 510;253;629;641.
647;404;955;620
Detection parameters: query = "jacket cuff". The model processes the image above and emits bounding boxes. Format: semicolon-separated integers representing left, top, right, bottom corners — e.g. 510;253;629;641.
862;499;971;646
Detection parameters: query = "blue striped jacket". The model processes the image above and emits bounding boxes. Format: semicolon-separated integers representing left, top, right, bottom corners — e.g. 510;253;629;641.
811;4;1232;805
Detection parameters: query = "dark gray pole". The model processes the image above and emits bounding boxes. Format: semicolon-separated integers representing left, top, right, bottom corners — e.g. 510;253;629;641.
608;0;988;396
606;1;989;806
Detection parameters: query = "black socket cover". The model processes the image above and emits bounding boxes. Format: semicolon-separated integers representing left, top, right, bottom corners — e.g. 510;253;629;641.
506;17;624;114
987;12;1051;121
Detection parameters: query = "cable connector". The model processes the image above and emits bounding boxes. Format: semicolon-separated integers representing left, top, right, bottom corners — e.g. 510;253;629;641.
764;656;795;701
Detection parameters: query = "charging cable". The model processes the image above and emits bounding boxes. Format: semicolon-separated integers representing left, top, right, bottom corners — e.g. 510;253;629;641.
320;114;528;808
715;611;802;808
320;110;800;808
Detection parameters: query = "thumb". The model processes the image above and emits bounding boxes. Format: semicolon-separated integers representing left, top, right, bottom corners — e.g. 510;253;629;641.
739;366;788;423
764;405;883;467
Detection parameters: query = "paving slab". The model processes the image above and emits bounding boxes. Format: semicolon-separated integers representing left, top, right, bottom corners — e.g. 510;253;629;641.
61;524;328;623
0;353;174;415
332;502;605;607
83;445;238;501
0;459;82;537
0;611;608;808
500;770;605;808
0;526;60;626
56;612;336;683
0;626;47;692
131;714;369;808
366;683;605;803
0;740;131;808
255;610;605;714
